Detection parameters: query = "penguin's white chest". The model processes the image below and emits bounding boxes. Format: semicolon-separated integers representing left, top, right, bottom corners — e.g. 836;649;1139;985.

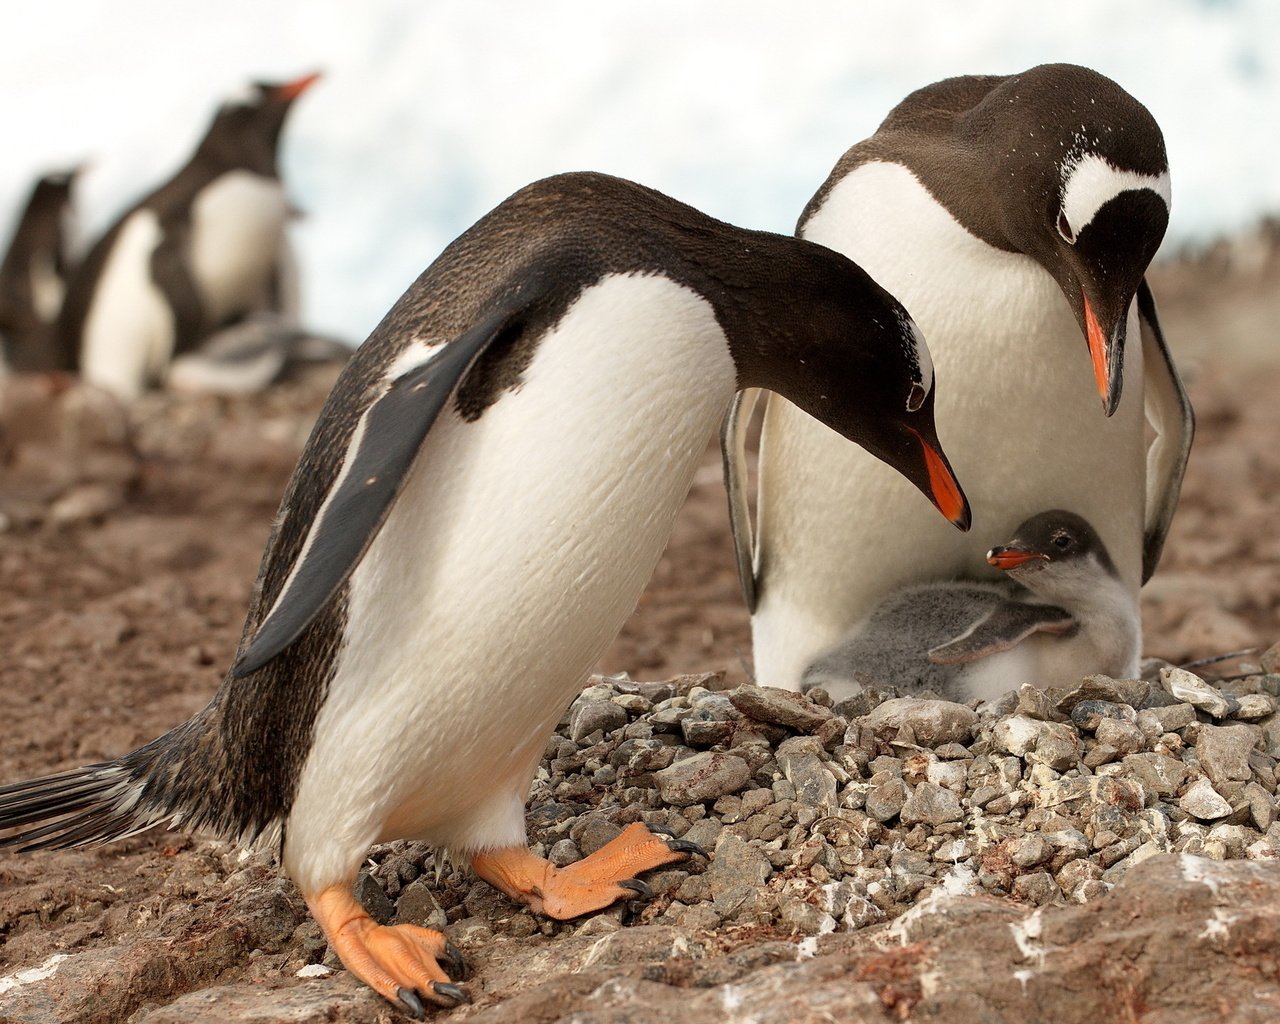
284;273;736;891
189;170;289;326
753;161;1147;687
79;210;173;398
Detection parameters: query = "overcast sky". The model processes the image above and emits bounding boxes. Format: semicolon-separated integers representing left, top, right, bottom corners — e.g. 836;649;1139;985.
1;0;1276;340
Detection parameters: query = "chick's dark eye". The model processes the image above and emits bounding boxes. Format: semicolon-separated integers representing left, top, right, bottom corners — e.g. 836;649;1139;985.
1057;210;1076;244
1053;534;1071;549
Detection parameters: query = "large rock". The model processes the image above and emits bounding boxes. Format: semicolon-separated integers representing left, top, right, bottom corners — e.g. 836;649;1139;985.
654;751;751;806
860;697;978;747
729;685;834;732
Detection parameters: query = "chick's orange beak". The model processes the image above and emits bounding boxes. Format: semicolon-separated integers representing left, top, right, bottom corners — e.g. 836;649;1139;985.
987;546;1049;570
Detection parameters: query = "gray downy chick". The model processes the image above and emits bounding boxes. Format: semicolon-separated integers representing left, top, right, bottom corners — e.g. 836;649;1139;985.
801;510;1140;703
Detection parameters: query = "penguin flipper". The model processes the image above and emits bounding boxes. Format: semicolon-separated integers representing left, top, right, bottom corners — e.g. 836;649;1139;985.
149;219;204;356
232;304;522;678
1137;279;1194;584
927;601;1076;665
721;387;762;613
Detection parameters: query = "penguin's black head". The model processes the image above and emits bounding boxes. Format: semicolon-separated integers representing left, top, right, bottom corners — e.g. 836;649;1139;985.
199;72;321;174
987;509;1115;582
966;64;1170;417
739;240;970;531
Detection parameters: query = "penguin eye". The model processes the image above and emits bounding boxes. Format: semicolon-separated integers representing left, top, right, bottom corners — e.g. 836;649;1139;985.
1057;210;1076;244
906;382;926;413
1053;533;1071;549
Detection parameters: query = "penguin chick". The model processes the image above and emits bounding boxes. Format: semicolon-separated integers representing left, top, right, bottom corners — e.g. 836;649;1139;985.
802;510;1139;703
0;168;80;373
0;172;969;1016
59;74;319;399
729;63;1194;689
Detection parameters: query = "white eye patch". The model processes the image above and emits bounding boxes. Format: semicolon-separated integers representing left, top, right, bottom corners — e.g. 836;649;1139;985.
1059;153;1171;240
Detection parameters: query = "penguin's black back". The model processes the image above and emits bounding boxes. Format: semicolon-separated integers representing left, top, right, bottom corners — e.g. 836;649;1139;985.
0;172;77;371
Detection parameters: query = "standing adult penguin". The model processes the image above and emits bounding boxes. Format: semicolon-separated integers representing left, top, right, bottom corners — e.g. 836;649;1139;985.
725;63;1194;688
59;74;319;398
0;168;80;373
0;173;969;1015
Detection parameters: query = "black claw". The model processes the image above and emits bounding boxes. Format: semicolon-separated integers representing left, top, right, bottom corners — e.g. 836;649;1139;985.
396;986;426;1019
666;838;707;859
431;981;470;1005
441;940;467;979
618;878;653;900
647;823;676;838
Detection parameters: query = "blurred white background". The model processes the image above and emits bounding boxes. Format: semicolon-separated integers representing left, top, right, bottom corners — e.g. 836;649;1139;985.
1;0;1276;341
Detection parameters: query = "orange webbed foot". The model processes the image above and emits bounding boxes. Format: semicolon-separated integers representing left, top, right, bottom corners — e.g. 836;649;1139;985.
305;885;468;1018
471;821;704;919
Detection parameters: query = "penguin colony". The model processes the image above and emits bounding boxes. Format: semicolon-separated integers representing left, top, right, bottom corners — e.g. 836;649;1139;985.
0;63;1196;1016
0;73;339;395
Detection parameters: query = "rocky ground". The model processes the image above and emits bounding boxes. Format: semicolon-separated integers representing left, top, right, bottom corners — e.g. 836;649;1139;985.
2;236;1280;1023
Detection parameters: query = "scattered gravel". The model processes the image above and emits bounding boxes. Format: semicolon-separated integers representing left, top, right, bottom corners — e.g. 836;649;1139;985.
347;659;1280;949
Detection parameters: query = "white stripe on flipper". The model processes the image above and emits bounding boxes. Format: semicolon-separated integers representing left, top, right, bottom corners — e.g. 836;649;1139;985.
253;342;450;645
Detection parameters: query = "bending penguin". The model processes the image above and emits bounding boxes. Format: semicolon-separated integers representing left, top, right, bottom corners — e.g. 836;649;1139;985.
724;63;1194;688
58;74;319;399
0;172;969;1016
0;168;80;373
801;510;1139;703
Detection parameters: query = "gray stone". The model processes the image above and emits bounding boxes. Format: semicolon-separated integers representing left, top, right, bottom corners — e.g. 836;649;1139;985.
865;778;909;822
1011;835;1053;868
1262;642;1280;675
900;782;963;826
1161;667;1231;719
354;872;394;926
779;898;835;936
729;685;833;732
654;751;751;806
548;838;580;866
1233;693;1276;721
395;879;448;929
1070;699;1136;733
1196;723;1261;787
780;752;838;811
1122;752;1190;798
1015;684;1063;721
1180;777;1233;821
992;715;1041;757
1012;870;1061;905
1095;718;1146;755
705;834;772;896
862;697;978;747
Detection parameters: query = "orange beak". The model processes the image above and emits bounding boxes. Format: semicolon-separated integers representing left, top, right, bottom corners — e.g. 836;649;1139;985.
987;546;1049;570
1082;292;1124;417
275;71;322;102
908;427;971;531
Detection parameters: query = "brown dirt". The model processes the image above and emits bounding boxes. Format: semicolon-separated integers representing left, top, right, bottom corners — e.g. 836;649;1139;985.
1;248;1278;1022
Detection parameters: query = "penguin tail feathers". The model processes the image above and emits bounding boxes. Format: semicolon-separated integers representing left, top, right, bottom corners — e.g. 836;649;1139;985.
0;714;248;852
0;760;178;851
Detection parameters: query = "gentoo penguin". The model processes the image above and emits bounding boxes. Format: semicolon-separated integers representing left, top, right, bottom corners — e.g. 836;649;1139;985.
725;63;1194;688
0;173;969;1016
59;74;319;399
0;168;80;373
801;510;1139;703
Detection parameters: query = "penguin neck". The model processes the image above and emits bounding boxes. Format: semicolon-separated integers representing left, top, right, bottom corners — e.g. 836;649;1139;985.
1024;560;1141;672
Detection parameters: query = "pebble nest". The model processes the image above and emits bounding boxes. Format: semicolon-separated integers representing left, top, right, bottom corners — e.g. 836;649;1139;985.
336;642;1280;974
